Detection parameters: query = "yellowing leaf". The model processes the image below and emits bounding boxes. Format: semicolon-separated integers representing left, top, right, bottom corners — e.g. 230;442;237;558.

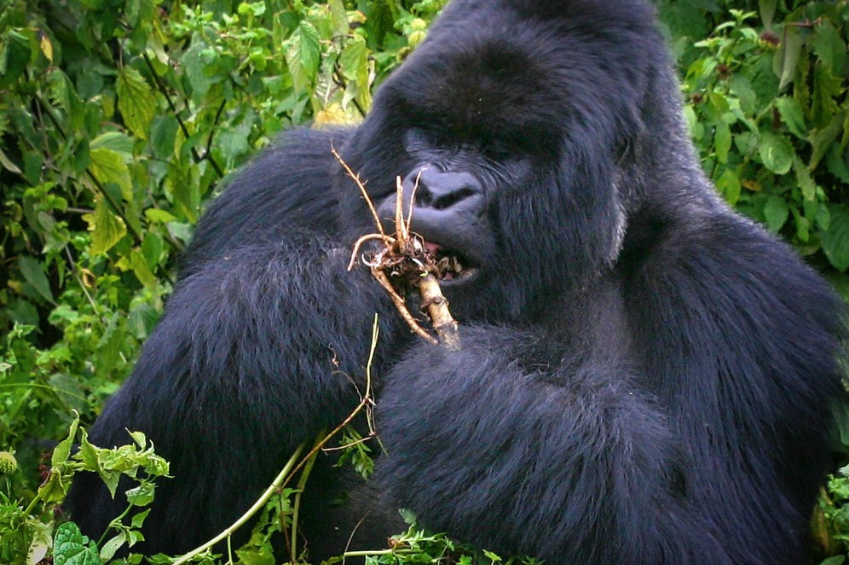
117;66;156;140
39;33;53;62
83;197;127;255
89;147;132;199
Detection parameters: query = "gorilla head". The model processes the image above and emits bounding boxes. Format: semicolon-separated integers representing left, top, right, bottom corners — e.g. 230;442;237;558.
336;0;668;322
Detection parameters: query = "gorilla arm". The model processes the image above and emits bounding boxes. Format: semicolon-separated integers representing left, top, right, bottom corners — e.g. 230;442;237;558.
375;324;734;565
68;129;408;555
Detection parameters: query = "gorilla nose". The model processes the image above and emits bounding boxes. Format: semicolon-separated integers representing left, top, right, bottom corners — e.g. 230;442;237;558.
403;167;483;213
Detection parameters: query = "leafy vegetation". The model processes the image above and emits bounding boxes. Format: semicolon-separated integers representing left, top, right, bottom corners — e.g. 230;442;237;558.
1;0;848;563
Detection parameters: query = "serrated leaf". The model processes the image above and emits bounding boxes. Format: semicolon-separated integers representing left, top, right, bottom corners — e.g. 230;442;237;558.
150;115;179;160
340;37;368;82
763;195;789;233
117;66;156;140
83;196;127;255
328;0;350;36
776;25;803;91
54;522;100;565
813;22;844;76
758;132;794;174
812;64;841;129
183;41;212;98
19;256;54;303
775;97;806;139
822;204;849;272
89;148;132;199
286;21;321;93
810;114;844;170
793;156;816;201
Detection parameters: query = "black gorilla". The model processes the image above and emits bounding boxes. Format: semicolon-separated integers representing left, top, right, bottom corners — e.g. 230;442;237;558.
68;0;846;563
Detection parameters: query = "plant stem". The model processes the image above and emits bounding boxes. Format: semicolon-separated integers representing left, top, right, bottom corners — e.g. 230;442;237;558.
171;442;306;565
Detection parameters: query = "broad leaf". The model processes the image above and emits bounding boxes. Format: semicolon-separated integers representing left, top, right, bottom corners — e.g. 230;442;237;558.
83;196;128;255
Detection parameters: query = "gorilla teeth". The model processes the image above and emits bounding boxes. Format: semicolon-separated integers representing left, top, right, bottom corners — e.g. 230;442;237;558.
434;253;465;280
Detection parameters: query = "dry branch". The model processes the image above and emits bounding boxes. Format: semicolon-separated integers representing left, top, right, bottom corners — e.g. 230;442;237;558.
334;152;460;350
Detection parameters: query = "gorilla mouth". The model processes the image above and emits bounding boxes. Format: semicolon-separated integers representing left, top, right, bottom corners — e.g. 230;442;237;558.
425;242;479;284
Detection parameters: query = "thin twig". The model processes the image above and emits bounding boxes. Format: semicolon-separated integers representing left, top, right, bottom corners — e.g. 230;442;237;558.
371;269;438;344
170;442;306;565
347;233;395;271
332;147;384;237
142;53;224;179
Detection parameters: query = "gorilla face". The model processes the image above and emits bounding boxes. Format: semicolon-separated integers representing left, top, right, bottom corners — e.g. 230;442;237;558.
337;2;658;322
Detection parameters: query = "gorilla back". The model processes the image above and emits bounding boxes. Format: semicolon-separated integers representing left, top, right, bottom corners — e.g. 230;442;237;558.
67;0;847;564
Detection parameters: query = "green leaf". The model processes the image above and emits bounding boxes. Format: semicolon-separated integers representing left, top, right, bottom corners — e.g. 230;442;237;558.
0;30;32;84
759;0;777;29
47;69;84;131
145;208;178;223
83;196;128;255
714;121;731;164
729;74;757;116
89;148;133;199
91;131;135;157
18;256;54;303
812;64;841;129
715;168;741;205
131;249;157;289
117;66;156;140
794;156;816;201
0;146;22;174
758;132;794;174
99;533;126;562
237;1;266;16
54;522;100;565
150;115;179;159
52;416;80;468
328;0;350;36
286;21;321;93
810;114;844;170
763;195;789;233
775;97;806;140
775;25;803;91
823;204;849;272
813;22;844;76
183;40;212;98
827;144;849;184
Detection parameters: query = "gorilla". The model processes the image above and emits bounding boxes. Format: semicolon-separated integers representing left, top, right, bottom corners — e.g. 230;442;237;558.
67;0;847;563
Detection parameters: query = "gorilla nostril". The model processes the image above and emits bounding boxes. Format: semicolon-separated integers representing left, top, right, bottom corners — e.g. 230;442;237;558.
404;167;483;213
432;187;478;210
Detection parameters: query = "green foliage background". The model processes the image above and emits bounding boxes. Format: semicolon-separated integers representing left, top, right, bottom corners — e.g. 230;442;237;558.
1;0;848;563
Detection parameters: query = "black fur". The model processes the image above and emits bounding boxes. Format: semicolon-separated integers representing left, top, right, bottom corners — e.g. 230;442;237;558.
67;1;847;563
